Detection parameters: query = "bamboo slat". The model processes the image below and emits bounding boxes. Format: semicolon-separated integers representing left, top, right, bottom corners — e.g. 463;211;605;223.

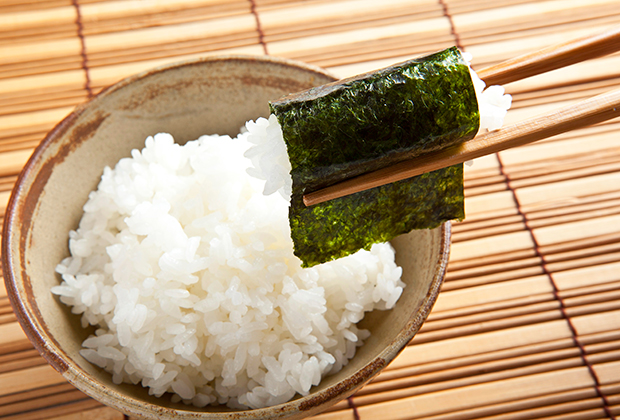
0;1;72;14
450;231;534;262
0;365;65;397
267;17;451;58
0;150;32;178
454;191;620;241
87;44;264;90
0;383;75;408
332;356;586;411
516;173;620;210
316;368;596;420
454;0;620;40
0;6;75;32
0;39;82;66
0;323;30;353
0;390;90;418
434;275;554;312
84;14;256;53
0;353;46;375
50;406;124;420
79;0;241;24
1;399;103;420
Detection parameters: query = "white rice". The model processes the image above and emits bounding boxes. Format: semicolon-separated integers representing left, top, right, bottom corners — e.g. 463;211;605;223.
52;129;405;409
464;52;513;133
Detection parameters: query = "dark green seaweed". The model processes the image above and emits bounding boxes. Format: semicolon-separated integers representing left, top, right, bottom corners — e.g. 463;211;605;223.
270;47;479;267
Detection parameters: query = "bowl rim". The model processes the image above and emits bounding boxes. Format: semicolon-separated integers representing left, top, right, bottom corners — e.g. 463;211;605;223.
1;54;451;419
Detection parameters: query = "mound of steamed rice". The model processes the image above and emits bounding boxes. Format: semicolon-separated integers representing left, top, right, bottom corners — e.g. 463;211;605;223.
52;128;405;409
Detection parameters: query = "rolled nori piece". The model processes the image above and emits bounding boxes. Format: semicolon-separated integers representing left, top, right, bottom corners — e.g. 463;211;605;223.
270;47;479;267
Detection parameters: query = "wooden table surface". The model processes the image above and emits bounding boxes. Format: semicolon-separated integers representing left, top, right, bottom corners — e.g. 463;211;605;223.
1;0;620;419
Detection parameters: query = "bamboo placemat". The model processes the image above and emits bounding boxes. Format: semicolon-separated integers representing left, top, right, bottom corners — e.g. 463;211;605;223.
2;0;620;419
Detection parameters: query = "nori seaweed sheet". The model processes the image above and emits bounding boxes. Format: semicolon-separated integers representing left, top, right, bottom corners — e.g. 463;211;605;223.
270;47;479;267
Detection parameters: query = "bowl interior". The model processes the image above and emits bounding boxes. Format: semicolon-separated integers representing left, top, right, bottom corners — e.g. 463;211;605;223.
3;56;448;419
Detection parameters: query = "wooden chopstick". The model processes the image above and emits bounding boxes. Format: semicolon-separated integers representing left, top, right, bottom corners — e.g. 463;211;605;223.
303;27;620;207
476;26;620;86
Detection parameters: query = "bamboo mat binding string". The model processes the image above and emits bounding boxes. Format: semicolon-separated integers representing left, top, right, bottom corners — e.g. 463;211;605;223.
438;0;463;51
71;0;92;98
249;0;268;55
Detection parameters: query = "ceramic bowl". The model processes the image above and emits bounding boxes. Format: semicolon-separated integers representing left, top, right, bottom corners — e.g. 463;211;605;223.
2;55;450;419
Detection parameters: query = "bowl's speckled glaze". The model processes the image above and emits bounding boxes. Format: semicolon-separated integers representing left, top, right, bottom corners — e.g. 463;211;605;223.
2;55;450;419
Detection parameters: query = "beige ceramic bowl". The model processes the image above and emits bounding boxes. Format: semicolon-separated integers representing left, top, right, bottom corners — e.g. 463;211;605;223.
2;55;450;419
